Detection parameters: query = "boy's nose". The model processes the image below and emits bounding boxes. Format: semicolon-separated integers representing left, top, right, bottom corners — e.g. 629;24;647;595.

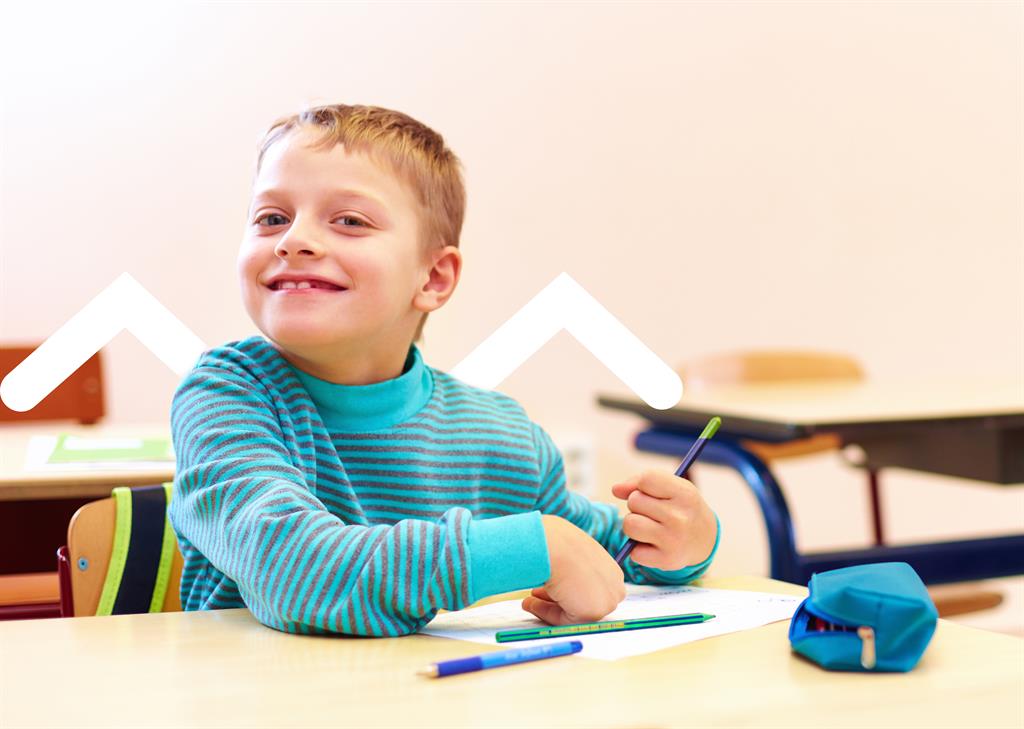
275;242;319;258
274;228;325;258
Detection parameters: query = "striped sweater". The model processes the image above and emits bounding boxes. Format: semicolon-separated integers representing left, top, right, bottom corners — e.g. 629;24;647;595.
169;336;718;636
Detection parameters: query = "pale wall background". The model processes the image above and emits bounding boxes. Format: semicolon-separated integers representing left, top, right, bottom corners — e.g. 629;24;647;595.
2;2;1022;628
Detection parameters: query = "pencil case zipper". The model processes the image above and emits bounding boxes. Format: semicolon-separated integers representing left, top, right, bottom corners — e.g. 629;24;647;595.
790;597;877;669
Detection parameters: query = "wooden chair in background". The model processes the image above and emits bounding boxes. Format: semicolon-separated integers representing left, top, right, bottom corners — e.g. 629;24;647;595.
678;350;1003;618
0;344;106;620
57;485;182;617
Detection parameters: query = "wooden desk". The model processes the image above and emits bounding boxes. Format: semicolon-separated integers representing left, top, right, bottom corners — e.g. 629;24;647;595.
0;423;174;501
598;377;1024;584
1;576;1020;729
599;377;1024;482
0;423;173;574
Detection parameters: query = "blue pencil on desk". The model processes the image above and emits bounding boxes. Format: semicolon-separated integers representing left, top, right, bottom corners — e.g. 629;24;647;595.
613;415;722;566
417;640;583;678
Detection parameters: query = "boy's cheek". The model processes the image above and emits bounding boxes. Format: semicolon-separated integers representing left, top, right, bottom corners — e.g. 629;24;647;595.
238;237;265;262
237;247;273;289
236;248;256;279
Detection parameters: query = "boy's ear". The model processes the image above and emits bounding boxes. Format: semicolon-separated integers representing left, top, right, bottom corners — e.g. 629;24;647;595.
414;245;462;313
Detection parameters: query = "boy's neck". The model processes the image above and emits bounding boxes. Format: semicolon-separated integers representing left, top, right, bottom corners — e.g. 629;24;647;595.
271;338;415;386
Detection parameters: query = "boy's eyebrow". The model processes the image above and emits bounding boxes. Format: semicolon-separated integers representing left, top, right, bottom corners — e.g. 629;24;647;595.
251;187;390;215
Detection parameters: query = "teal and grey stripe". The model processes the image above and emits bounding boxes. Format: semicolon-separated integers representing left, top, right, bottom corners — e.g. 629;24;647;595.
169;336;716;637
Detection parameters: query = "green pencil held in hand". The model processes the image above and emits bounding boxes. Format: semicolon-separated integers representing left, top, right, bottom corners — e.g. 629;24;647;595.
496;612;715;643
613;415;722;565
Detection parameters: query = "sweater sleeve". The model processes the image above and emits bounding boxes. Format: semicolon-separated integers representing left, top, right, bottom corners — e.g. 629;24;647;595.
169;362;549;636
529;422;719;585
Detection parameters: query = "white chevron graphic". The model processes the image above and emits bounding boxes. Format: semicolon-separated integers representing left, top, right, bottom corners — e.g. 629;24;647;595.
451;273;682;409
0;273;208;412
1;272;681;413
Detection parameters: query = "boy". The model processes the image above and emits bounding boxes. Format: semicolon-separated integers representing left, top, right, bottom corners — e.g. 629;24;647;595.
169;104;720;636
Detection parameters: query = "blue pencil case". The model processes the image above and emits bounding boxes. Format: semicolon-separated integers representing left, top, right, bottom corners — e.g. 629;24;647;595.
788;562;938;672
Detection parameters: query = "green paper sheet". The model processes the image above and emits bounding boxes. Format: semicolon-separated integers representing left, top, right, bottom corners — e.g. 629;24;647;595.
46;434;174;464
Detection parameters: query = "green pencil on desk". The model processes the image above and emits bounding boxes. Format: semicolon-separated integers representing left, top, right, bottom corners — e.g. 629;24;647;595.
496;612;715;643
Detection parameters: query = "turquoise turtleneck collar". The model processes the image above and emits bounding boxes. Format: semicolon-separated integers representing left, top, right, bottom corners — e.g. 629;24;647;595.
287;345;434;432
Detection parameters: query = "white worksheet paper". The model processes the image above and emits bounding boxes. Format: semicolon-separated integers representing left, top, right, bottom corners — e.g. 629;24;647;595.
422;585;802;661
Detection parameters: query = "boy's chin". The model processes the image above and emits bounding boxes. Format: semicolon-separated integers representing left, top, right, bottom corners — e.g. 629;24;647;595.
261;325;363;353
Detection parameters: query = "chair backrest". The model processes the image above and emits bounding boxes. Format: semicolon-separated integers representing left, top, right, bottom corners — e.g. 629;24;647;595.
62;484;182;617
679;350;865;391
0;344;105;424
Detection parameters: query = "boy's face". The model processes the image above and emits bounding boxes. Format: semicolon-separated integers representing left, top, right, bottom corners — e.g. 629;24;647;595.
239;128;433;365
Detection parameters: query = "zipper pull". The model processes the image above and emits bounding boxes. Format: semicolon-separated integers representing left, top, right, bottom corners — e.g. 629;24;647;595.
857;626;876;669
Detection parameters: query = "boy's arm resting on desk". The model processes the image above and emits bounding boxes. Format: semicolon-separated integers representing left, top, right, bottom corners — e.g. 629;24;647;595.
169;364;550;637
530;423;719;585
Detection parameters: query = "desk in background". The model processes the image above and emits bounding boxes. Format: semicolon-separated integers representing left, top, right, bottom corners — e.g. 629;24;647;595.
1;575;1020;728
598;376;1024;585
0;423;173;574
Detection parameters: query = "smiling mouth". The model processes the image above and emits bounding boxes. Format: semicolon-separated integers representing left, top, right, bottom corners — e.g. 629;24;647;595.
267;281;347;292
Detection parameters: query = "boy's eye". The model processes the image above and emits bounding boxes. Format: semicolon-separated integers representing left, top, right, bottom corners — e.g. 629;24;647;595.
253;213;367;228
255;213;289;227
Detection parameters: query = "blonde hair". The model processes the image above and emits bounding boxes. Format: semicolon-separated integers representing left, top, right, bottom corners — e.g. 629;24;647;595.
256;104;466;341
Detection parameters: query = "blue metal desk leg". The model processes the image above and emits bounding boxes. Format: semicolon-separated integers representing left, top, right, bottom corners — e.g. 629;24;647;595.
635;429;803;584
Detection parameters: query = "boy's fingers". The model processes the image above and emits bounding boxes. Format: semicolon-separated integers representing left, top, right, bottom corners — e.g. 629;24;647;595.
521;596;568;625
634;471;689;499
622;512;664;545
530;586;552;601
626;489;676;524
610;481;640;500
627;543;676;571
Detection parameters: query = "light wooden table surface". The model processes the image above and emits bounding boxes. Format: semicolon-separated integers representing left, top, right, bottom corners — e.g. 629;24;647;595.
673;376;1023;423
0;423;174;501
599;375;1024;488
600;375;1024;436
1;576;1020;729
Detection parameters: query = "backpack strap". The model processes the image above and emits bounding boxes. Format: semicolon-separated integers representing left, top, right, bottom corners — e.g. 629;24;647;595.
96;482;175;616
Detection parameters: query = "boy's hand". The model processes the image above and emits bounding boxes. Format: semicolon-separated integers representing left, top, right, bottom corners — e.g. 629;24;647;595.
524;515;625;625
611;470;718;571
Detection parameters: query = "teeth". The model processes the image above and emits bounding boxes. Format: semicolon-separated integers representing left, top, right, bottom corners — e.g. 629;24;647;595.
273;279;343;290
276;281;312;290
